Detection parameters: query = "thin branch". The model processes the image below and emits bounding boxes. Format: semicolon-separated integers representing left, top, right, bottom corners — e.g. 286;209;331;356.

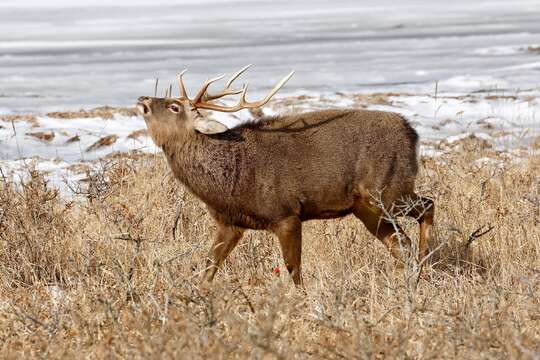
232;286;256;314
465;224;494;248
172;205;182;242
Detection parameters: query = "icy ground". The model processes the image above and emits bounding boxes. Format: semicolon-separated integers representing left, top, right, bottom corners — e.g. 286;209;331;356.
0;112;157;193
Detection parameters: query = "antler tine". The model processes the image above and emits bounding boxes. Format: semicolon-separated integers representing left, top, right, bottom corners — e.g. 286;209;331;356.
247;70;295;106
193;70;294;113
177;69;189;99
192;74;225;104
203;87;243;102
225;64;252;88
202;64;252;101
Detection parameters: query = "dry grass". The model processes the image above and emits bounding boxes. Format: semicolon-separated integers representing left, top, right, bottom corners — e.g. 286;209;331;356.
0;107;138;125
46;106;138;120
86;135;119;152
0;145;539;359
0;114;39;124
26;131;55;142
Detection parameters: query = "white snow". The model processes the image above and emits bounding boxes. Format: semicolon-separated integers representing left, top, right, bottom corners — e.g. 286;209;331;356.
436;76;509;92
0;113;159;195
381;89;540;147
0;114;157;162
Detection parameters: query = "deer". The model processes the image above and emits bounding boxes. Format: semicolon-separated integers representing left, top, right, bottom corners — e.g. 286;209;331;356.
137;65;434;286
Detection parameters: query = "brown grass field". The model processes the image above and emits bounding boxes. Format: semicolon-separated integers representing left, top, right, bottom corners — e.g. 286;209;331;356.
0;131;539;358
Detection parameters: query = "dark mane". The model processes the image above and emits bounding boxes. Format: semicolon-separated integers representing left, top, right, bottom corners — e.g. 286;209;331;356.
231;115;282;131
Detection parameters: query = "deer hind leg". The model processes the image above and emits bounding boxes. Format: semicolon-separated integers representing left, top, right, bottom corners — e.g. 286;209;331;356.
204;222;245;282
271;216;303;287
352;199;413;261
395;194;435;260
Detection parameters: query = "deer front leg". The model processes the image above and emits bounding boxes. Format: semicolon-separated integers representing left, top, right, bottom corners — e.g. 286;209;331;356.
272;216;303;286
394;194;435;260
353;200;413;261
204;222;245;282
410;195;434;260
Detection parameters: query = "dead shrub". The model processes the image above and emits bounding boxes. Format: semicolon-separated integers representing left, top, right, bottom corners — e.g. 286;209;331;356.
0;169;75;286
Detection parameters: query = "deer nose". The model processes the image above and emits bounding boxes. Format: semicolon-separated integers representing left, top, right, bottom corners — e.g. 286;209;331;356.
137;96;152;115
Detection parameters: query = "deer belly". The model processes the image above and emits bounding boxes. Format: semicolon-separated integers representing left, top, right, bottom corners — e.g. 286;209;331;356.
297;192;354;220
222;208;273;230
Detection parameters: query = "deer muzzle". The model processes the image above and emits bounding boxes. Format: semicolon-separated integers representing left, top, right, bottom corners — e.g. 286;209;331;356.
137;96;152;115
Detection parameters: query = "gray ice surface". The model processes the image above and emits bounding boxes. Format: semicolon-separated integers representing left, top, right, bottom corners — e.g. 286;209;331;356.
0;0;539;113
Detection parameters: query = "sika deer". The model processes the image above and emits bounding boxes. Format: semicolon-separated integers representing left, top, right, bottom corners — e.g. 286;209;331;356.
137;66;434;286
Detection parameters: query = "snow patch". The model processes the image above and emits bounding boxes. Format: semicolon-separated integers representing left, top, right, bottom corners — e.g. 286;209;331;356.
0;113;159;196
437;76;509;92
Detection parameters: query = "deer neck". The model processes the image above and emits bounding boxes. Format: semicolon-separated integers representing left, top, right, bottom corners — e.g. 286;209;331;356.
160;131;240;205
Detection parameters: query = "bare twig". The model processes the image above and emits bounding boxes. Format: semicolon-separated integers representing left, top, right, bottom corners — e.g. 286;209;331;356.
0;166;8;185
232;285;256;313
162;243;203;265
114;233;144;252
364;305;401;328
465;224;494;248
10;306;57;337
172;204;182;242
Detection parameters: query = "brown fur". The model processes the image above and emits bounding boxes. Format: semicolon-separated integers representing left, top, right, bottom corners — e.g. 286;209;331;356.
137;96;434;286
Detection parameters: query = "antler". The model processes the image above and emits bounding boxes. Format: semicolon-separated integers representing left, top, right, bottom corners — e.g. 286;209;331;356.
177;65;249;102
203;64;252;101
177;69;189;99
176;66;294;112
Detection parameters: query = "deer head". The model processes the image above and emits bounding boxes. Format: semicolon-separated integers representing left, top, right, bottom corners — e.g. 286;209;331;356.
137;65;294;146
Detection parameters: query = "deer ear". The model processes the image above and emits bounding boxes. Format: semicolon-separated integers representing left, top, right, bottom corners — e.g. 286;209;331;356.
193;118;229;134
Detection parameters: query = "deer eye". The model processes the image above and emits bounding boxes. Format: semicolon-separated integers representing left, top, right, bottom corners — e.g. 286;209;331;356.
168;104;181;113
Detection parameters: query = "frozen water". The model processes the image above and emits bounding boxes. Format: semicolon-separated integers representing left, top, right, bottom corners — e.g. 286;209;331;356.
0;0;539;112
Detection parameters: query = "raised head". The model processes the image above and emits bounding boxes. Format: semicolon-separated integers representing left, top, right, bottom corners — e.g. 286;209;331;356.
137;66;294;145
